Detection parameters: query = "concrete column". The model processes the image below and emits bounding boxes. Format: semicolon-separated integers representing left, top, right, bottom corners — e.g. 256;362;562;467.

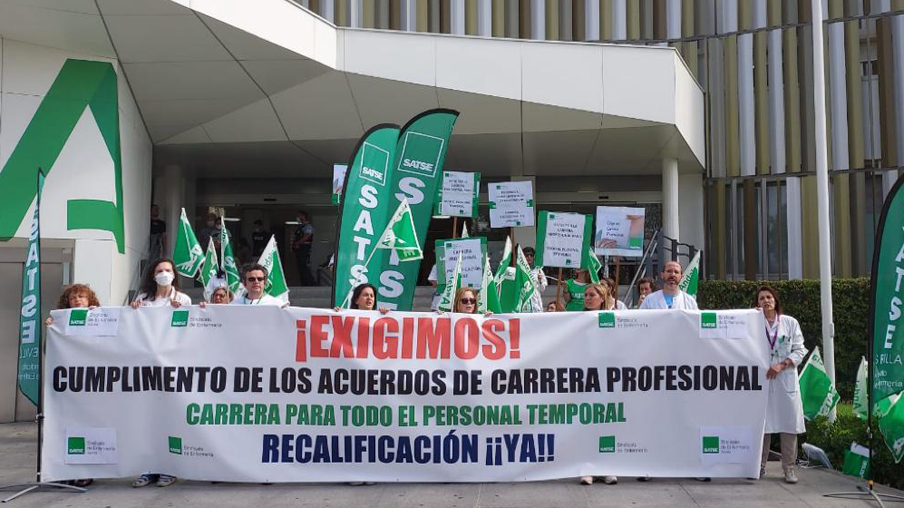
585;0;600;41
678;172;704;251
786;177;804;279
477;0;492;36
767;1;785;173
322;0;335;21
347;0;362;27
662;158;679;241
451;0;465;34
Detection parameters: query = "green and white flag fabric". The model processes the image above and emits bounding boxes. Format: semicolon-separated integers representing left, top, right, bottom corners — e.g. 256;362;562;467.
258;235;289;304
478;254;502;314
678;251;701;298
333;124;401;308
510;245;539;313
436;252;463;312
377;109;459;311
200;237;222;301
17;169;44;407
461;222;470;238
494;236;513;287
878;393;904;463
870;173;904;461
799;346;841;420
585;245;602;284
173;208;204;278
220;218;242;295
853;356;869;420
374;198;422;262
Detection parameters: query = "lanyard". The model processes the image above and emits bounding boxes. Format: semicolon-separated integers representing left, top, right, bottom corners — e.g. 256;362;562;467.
765;317;780;350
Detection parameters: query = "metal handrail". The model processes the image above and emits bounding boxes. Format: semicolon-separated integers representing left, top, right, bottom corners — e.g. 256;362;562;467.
622;229;661;308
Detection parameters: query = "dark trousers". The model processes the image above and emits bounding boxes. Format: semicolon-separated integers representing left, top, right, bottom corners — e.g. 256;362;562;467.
295;244;315;286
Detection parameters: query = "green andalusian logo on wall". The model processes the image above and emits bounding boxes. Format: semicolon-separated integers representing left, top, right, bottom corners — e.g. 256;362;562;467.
0;59;125;253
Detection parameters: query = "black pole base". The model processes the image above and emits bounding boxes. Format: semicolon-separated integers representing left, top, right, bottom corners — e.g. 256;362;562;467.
824;483;904;507
0;482;86;503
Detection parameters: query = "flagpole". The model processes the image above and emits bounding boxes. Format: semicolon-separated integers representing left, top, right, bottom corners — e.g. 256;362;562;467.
453;217;458;239
1;169;86;502
555;268;563;308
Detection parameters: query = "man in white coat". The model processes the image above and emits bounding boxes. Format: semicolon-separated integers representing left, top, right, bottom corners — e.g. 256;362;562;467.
638;260;698;310
231;264;288;307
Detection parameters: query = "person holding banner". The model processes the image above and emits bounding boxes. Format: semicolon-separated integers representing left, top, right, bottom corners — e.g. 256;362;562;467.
130;259;191;309
638;261;698;310
437;287;492;316
563;268;591;312
130;259;187;488
44;284;100;326
579;284;618;486
335;283;389;315
754;286;807;484
231;264;288;307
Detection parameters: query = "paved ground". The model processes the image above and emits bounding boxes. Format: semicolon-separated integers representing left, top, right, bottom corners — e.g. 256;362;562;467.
1;423;902;507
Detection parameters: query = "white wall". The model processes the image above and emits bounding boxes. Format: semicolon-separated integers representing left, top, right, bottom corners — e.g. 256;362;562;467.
0;39;153;305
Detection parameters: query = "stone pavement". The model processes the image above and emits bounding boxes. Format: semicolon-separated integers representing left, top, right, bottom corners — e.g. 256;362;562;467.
1;423;901;508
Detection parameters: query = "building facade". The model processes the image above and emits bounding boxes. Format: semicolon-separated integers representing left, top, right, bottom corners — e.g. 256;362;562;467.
308;0;904;280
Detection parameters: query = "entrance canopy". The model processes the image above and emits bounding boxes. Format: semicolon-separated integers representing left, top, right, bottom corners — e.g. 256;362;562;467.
0;0;704;179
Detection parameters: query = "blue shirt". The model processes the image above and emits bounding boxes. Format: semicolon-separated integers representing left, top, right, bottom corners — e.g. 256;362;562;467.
663;293;675;308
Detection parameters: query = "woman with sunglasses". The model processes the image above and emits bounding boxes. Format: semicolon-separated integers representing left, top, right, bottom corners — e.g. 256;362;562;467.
579;283;618;486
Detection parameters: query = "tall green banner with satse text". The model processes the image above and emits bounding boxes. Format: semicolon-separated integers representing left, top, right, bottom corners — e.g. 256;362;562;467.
332;124;401;308
17;170;44;407
377;109;459;310
871;174;904;462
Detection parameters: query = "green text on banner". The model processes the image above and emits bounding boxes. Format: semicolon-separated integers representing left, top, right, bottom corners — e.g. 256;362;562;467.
17;170;44;407
377;109;459;310
332;124;401;308
43;307;770;482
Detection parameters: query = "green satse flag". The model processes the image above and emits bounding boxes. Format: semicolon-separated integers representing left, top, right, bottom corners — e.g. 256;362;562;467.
333;124;400;308
258;235;289;304
679;251;701;298
494;236;512;287
377;109;459;311
585;245;602;284
461;222;469;238
437;252;462;312
375;198;422;261
199;237;220;301
479;254;502;314
511;245;539;313
853;356;868;419
17;170;44;407
870;173;904;460
173;208;203;278
220;218;242;295
878;393;904;463
799;346;841;420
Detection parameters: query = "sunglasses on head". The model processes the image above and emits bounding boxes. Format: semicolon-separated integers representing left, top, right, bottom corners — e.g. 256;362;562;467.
460;298;476;304
246;276;266;282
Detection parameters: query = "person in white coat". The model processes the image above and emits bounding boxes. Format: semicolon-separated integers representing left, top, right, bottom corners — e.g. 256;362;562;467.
638;260;698;310
755;286;807;484
231;264;288;307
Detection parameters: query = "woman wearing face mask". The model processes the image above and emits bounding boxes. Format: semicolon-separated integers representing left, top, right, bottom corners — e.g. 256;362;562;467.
130;259;189;488
130;259;191;310
579;283;618;486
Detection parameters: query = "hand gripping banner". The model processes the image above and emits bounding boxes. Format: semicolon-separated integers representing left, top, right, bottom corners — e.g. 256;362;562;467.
44;307;769;482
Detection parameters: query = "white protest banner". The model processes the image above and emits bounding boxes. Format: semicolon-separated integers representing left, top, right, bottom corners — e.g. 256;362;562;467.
535;212;593;268
595;206;645;257
436;171;480;217
435;237;486;289
489;181;534;228
332;164;348;205
44;307;768;483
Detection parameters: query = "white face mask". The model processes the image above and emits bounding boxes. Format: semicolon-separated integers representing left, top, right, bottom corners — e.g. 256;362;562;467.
155;271;175;287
